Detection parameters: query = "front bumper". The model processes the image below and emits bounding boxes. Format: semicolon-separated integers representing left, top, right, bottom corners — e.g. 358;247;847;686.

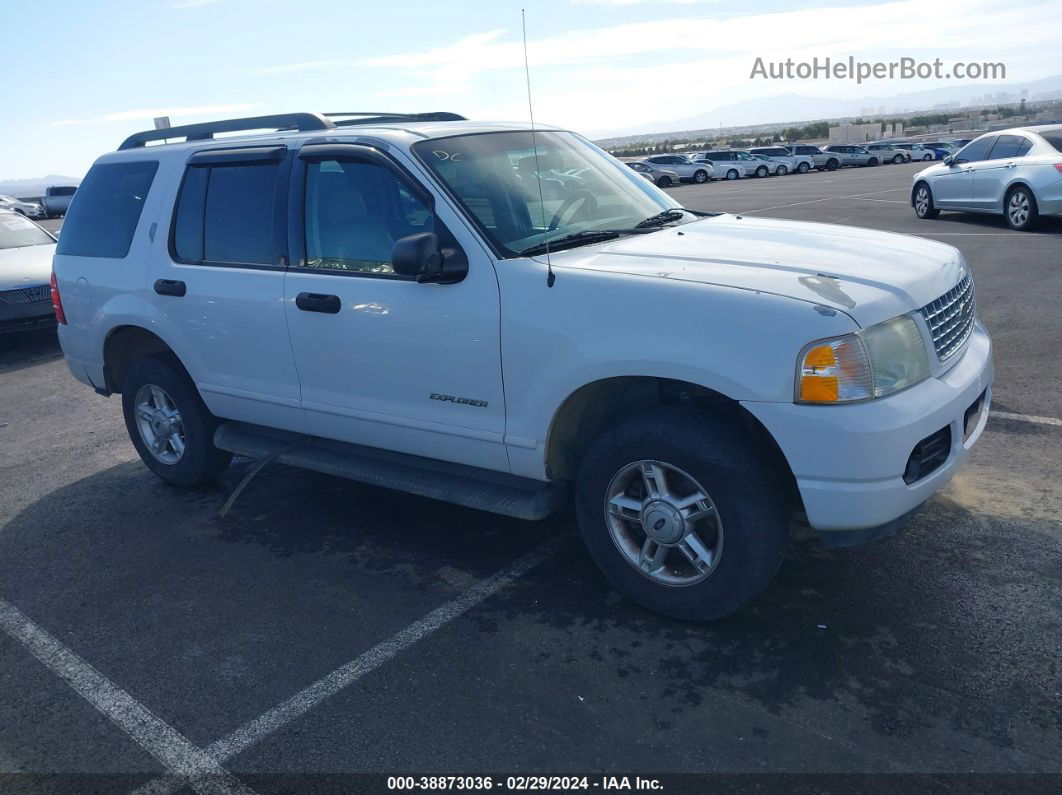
742;322;993;532
0;298;56;334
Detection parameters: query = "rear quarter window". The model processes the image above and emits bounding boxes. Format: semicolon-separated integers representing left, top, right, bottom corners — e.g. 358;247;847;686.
1039;131;1062;153
55;161;158;258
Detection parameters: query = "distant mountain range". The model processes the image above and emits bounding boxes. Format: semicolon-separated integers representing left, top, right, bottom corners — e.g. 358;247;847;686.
0;175;81;200
592;74;1062;142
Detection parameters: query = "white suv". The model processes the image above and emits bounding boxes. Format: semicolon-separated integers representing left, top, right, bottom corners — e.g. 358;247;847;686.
53;112;993;620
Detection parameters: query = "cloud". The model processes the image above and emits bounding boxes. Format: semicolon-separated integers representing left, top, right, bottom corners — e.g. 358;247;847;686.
51;103;258;127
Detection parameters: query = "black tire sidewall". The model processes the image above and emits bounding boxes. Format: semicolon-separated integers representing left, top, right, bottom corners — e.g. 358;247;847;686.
575;408;787;621
121;355;231;486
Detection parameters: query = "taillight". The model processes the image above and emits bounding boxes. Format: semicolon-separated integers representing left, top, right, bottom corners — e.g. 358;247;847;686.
50;271;67;325
1055;163;1062;175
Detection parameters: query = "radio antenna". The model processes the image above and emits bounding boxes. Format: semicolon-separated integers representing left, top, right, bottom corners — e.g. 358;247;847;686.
522;8;554;287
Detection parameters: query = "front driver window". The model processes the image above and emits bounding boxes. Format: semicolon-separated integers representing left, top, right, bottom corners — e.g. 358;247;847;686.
304;159;433;275
954;137;995;164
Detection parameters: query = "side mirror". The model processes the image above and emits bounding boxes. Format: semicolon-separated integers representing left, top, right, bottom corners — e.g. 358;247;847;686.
943;155;955;166
392;231;468;285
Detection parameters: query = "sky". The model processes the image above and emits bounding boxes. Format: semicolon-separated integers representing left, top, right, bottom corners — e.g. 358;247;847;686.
2;0;1060;179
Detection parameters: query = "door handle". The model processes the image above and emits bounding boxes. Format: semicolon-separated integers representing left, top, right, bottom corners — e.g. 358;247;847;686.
295;292;341;314
154;279;186;297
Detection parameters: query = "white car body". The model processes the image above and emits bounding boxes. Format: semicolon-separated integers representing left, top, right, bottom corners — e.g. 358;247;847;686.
690;151;759;179
912;125;1062;226
823;145;880;167
746;146;814;175
640;155;714;184
866;143;909;164
0;195;46;219
52;113;993;616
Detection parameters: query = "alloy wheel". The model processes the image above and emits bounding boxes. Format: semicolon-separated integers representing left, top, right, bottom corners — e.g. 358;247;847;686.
133;384;186;465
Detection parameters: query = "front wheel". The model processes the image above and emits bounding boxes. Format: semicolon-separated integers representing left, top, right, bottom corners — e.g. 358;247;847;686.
575;408;788;621
122;355;233;486
826;159;839;171
923;153;933;161
693;169;709;184
797;161;810;174
726;169;739;181
657;175;672;188
913;182;940;219
775;165;789;176
867;158;879;167
892;154;904;164
1005;186;1039;231
755;165;769;178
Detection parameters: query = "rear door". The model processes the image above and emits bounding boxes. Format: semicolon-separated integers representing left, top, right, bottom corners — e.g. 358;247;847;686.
282;143;508;470
971;134;1033;210
150;145;308;433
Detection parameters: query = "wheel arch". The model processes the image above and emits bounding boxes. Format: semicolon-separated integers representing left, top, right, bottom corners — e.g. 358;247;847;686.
543;375;799;507
102;325;186;393
1001;180;1035;211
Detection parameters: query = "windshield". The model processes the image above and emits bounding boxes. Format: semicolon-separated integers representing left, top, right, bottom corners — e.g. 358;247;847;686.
412;131;680;257
0;213;54;250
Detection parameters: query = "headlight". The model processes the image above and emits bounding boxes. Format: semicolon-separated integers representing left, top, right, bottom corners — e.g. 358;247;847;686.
797;315;930;404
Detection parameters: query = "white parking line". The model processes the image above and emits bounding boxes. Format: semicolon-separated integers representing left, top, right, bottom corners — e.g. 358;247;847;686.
742;187;907;214
990;410;1062;427
0;598;254;795
133;536;562;795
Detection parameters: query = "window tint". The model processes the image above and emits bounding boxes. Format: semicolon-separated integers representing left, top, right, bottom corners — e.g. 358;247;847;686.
172;162;278;265
1041;131;1062;153
48;186;77;197
304;159;432;275
1016;138;1033;156
55;161;157;258
954;136;995;163
987;135;1027;160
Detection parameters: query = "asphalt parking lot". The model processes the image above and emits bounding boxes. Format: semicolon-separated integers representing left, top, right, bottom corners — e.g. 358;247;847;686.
1;163;1060;793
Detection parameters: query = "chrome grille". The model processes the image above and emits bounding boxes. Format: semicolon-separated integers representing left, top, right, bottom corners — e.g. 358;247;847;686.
919;273;975;362
0;285;51;305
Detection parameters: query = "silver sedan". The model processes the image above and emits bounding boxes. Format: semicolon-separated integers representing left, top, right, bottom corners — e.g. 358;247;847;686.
911;124;1062;231
0;210;58;333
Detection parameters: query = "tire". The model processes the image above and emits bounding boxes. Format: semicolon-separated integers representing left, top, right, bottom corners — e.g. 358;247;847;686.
826;159;839;171
867;158;879;167
657;176;672;188
775;165;788;176
693;169;709;184
755;165;769;178
797;161;810;174
892;154;904;164
122;354;233;486
726;169;739;181
1004;185;1039;231
922;153;933;161
574;407;788;621
913;181;940;220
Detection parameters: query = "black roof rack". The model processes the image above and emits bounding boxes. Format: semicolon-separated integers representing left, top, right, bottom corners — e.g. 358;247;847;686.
325;111;466;127
117;112;336;151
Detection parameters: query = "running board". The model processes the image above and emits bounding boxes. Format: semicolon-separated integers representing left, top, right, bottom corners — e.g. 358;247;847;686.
213;422;562;521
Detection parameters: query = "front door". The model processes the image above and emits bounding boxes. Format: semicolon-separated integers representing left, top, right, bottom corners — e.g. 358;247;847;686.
282;143;509;470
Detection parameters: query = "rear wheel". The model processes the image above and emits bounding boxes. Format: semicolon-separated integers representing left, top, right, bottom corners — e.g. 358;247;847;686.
913;182;940;219
1005;186;1039;231
575;408;788;621
122;355;232;486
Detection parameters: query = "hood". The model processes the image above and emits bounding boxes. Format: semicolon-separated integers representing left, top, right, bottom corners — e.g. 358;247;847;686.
0;243;56;289
553;214;965;326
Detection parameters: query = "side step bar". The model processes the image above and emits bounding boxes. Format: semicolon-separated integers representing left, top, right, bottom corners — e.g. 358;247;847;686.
213;422;562;521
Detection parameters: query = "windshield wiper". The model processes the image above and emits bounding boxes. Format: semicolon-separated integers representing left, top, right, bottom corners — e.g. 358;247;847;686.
517;228;656;257
634;207;716;229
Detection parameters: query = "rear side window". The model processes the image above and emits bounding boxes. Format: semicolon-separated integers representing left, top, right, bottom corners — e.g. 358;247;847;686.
55;161;157;258
48;186;77;197
987;135;1027;160
172;162;279;264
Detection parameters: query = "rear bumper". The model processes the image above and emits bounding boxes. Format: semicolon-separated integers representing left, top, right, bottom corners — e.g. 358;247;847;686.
742;322;993;533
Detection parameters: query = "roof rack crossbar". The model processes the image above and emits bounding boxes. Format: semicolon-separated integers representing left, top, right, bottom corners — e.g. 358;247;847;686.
117;112;337;151
325;111;467;127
